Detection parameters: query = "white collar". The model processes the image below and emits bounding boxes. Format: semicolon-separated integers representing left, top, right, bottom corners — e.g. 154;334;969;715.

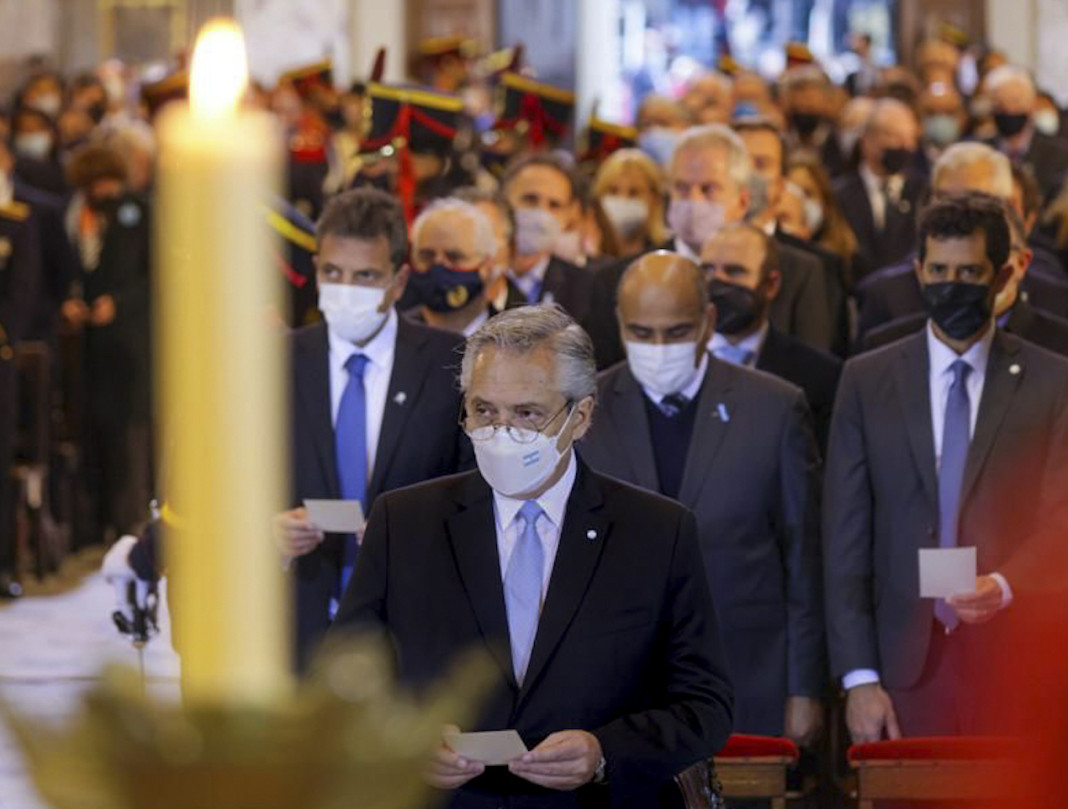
925;319;994;377
327;307;398;373
673;236;701;263
462;307;491;337
709;320;768;361
492;449;578;532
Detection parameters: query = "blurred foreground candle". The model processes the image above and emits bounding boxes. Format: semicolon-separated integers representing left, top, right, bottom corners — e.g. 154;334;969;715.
156;19;289;705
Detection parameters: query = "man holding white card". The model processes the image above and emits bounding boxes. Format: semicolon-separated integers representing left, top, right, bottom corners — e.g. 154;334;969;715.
334;305;733;809
824;194;1068;740
274;189;473;671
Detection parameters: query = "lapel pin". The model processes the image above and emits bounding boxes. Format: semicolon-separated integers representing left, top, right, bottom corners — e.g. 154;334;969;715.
715;403;730;423
393;391;407;405
586;529;598;541
1009;364;1021;376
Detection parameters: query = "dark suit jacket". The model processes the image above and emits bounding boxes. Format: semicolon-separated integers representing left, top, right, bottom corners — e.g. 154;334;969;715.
823;330;1068;689
335;462;734;809
540;255;595;323
582;239;833;370
775;229;849;356
13;180;77;339
833;170;927;279
0;203;41;350
860;301;1068;357
756;326;843;455
855;258;1068;347
289;317;474;669
1001;132;1068;201
578;360;822;736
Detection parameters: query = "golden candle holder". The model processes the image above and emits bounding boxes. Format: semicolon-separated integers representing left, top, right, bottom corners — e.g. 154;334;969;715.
3;639;493;809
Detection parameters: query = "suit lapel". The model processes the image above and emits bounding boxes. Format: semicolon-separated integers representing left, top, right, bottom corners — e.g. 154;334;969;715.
607;369;660;491
539;257;563;303
892;333;938;508
517;463;609;705
961;333;1022;505
676;359;733;507
368;318;436;499
295;326;340;497
445;475;516;688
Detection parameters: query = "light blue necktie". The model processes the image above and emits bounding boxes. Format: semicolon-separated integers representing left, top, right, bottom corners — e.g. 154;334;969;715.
713;343;755;368
935;359;972;632
335;353;370;598
505;501;545;686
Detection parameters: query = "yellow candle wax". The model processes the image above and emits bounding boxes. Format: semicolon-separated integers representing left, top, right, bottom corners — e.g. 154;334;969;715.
156;19;290;706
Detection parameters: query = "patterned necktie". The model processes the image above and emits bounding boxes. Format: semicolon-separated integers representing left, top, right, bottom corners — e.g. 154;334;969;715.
713;343;755;368
504;501;545;686
660;393;690;418
935;359;972;632
335;353;370;598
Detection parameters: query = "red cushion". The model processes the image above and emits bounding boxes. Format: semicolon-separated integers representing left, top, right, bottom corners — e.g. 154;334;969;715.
716;734;800;762
848;736;1022;764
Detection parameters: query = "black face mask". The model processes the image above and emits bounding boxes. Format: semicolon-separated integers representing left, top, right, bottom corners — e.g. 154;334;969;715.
790;112;823;138
87;195;119;218
87;101;107;125
407;264;485;313
881;147;913;175
324;107;346;131
710;279;763;336
994;112;1029;139
922;281;994;340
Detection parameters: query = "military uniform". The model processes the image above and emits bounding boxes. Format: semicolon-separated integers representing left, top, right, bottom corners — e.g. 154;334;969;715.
0;200;41;593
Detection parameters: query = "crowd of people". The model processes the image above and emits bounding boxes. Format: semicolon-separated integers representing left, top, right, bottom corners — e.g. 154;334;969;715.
7;29;1068;809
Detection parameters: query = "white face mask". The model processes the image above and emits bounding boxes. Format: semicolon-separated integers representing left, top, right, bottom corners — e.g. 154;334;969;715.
601;195;650;240
15;132;53;160
514;207;563;256
625;340;702;398
472;409;575;498
552;229;585;264
1034;110;1060;137
802;197;824;234
667;198;726;252
318;282;389;345
28;94;61;118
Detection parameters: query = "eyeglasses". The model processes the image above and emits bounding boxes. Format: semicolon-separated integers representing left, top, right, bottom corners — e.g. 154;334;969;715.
460;400;574;444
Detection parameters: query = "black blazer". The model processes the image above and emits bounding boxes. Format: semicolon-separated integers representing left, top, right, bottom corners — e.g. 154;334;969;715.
775;229;849;356
335;462;733;809
13;179;77;339
833;170;927;278
823;330;1068;689
854;258;1068;348
860;301;1068;358
756;325;843;456
0;203;41;349
582;239;833;370
288;317;474;670
540;255;595;324
579;360;822;736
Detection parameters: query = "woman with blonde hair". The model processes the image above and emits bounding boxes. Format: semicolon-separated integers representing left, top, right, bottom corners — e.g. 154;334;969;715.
590;148;670;258
783;155;862;285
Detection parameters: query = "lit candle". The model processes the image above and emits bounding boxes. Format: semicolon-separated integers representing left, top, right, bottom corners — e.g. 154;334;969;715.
156;19;289;705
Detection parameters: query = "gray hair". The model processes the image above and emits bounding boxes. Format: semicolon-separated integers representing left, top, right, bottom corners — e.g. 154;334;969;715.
452;186;515;240
985;65;1036;101
460;303;597;401
933;142;1013;200
411;197;498;260
671;124;752;187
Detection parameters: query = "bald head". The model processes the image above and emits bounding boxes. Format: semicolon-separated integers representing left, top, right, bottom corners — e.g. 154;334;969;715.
617;251;712;347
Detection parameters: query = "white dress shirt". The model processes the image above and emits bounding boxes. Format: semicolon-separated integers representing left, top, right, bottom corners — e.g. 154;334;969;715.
709;322;769;368
843;322;1010;691
508;256;551;303
462;307;490;337
674;236;701;263
492;451;578;605
859;163;904;231
327;308;398;478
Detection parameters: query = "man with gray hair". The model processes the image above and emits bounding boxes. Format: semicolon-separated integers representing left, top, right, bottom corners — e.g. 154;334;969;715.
406;197;504;336
583;123;832;369
335;303;733;809
983;64;1068;200
832;97;927;276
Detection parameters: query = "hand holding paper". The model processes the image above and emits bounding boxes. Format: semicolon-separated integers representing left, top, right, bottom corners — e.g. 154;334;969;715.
443;729;528;767
303;499;365;533
919;547;977;599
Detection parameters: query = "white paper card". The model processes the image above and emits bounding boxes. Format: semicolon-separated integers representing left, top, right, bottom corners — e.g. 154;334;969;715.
919;547;977;598
303;499;365;533
443;730;528;766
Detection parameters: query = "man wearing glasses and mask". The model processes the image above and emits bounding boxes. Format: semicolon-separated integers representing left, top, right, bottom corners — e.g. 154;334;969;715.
334;303;733;809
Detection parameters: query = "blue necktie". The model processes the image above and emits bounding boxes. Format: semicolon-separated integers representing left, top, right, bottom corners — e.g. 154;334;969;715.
335;353;370;597
505;501;545;686
713;343;755;368
935;359;972;632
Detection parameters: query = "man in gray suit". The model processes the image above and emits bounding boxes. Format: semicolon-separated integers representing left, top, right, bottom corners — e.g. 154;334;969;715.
825;195;1068;741
579;251;825;745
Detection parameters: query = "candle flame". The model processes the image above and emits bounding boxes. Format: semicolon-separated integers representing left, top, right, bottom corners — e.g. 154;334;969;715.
190;19;249;119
